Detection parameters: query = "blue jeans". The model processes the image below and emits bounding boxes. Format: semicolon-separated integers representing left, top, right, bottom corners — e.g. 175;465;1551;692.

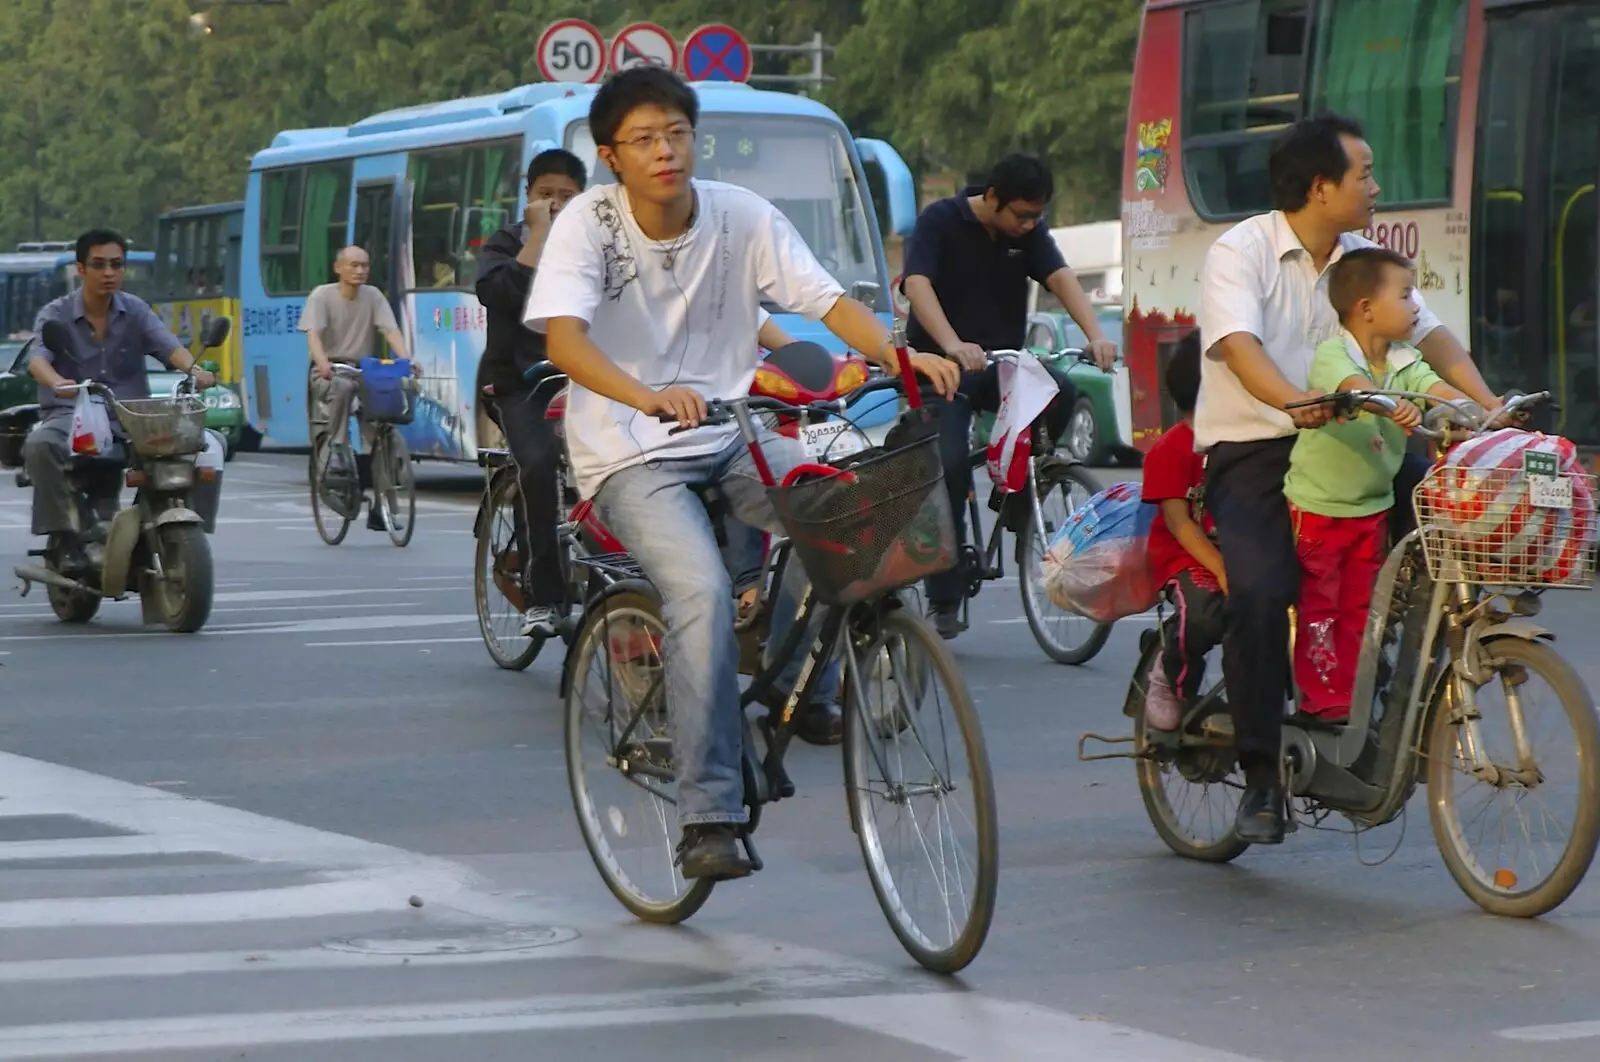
594;431;836;827
722;520;842;709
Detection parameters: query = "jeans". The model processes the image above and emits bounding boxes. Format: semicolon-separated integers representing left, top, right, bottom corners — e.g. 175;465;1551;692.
723;520;841;707
594;431;828;826
925;360;1079;606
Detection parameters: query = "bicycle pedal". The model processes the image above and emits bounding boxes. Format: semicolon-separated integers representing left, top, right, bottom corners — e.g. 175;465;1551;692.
739;832;764;872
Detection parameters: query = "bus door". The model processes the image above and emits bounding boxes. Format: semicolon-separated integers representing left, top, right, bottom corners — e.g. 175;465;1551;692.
1474;2;1600;445
351;158;406;321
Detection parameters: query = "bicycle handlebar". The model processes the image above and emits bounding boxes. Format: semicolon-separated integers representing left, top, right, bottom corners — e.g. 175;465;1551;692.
1281;388;1552;440
655;394;848;434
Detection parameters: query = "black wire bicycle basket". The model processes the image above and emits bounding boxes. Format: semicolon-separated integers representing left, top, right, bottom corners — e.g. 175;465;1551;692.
767;427;957;607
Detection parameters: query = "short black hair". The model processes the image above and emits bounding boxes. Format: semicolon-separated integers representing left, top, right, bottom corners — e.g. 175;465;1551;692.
1165;329;1203;414
75;229;127;264
589;66;698;148
984;154;1054;209
528;148;587;189
1327;246;1413;320
1268;113;1366;213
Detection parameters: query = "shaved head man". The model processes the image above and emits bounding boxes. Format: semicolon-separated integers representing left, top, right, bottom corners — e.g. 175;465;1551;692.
299;244;418;529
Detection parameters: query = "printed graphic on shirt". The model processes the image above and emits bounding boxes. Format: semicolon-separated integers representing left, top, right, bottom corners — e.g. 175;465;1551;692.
592;197;637;301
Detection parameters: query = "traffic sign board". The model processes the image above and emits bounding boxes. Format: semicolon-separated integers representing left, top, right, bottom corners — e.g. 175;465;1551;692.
681;24;752;83
609;22;677;73
537;19;606;84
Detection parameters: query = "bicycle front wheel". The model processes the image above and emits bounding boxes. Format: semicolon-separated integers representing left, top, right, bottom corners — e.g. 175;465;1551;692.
565;587;714;924
1427;636;1600;917
310;436;355;546
474;470;544;670
1018;458;1111;665
376;428;416;547
842;606;997;974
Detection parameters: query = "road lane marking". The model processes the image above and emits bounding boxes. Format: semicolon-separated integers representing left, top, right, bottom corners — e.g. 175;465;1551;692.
1497;1019;1600;1042
305;637;483;647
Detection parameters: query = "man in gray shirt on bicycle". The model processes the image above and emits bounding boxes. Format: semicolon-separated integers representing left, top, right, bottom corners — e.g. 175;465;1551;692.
300;245;416;529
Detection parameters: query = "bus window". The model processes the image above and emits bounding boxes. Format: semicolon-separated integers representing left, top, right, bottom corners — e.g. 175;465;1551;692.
1310;0;1465;206
1182;0;1310;219
258;163;352;295
1549;10;1600;442
408;139;521;290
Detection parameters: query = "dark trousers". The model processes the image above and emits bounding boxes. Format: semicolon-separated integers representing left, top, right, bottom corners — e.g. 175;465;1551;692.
924;361;1078;605
489;389;563;608
1161;569;1228;700
1204;437;1298;769
1390;450;1431;540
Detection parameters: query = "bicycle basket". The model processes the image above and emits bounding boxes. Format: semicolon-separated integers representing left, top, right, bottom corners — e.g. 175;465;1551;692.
768;432;957;607
1413;459;1599;588
113;396;207;457
358;375;415;425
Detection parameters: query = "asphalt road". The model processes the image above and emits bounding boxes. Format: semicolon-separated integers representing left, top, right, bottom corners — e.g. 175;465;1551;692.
1;453;1599;1060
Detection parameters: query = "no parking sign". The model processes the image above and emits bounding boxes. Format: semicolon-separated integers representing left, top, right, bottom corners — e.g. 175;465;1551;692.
681;24;752;83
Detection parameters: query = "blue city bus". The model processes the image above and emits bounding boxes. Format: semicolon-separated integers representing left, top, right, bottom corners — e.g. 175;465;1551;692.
0;248;157;339
239;80;917;460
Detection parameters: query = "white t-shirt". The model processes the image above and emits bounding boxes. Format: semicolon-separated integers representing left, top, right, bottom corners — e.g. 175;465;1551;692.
523;180;844;498
1194;210;1442;449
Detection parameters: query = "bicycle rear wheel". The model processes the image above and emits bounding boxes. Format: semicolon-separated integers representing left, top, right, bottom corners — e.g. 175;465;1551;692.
842;606;997;973
474;470;544;671
376;428;416;547
310;436;356;546
1018;458;1111;664
564;586;714;923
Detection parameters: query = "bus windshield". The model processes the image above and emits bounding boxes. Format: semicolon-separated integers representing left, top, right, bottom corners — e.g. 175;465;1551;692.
566;115;881;303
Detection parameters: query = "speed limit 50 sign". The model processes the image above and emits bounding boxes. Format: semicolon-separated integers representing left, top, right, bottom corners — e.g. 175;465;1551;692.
537;19;606;84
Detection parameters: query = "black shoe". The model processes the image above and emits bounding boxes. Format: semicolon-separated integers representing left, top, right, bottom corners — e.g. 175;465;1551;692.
366;500;387;532
929;602;967;640
676;824;755;880
1235;782;1286;845
795;700;843;746
49;534;89;577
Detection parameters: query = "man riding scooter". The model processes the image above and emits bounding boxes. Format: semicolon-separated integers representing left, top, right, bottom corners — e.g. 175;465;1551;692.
22;229;215;573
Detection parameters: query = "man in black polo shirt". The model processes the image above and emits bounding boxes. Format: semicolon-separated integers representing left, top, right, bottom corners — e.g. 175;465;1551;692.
902;154;1118;637
475;148;587;638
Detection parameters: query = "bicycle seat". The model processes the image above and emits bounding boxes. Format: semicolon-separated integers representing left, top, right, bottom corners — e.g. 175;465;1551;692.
477;447;513;469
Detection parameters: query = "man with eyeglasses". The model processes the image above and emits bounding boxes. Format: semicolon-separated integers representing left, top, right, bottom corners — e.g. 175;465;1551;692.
899;154;1118;638
24;229;215;573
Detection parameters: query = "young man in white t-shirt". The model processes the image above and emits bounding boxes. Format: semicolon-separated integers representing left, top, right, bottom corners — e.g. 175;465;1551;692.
1195;114;1500;844
524;68;958;881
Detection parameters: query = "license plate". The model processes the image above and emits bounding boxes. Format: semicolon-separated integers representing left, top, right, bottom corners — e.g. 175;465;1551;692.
801;420;866;461
1530;474;1573;510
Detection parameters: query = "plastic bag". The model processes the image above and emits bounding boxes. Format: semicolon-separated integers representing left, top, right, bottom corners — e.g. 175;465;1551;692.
70;389;112;456
1041;481;1160;623
985;352;1059;493
1415;428;1597;584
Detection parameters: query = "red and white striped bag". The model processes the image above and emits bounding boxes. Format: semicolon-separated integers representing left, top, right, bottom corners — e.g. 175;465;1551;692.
1414;428;1597;584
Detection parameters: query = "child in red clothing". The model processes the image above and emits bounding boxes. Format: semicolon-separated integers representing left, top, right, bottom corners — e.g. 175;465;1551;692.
1141;332;1229;730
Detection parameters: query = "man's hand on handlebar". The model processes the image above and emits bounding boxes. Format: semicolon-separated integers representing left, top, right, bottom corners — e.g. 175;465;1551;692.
51;380;80;400
1284;389;1335;428
942;342;986;373
1085;338;1118;373
907;351;961;398
642;385;709;429
189;366;216;390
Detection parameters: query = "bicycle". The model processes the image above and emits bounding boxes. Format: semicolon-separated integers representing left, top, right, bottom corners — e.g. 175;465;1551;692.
309;362;416;547
946;347;1110;664
561;359;999;974
1081;388;1600;917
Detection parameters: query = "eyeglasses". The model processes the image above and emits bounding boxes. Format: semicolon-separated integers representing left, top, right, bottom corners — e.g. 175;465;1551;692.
85;259;125;272
615;128;695;153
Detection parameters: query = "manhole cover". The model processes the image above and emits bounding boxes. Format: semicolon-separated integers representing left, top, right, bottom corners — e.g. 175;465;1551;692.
325;922;579;956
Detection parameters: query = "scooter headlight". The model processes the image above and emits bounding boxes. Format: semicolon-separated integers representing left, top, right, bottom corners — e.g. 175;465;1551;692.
150;462;195;492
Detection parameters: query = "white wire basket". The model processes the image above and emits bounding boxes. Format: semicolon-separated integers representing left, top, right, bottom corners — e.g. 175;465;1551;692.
1413;462;1598;588
114;396;208;457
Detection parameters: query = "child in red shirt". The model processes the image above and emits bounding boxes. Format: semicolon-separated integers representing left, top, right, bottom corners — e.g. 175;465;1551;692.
1141;332;1229;730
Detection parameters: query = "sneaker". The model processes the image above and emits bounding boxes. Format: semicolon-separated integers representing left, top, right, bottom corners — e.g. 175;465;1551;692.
1144;658;1181;731
519;605;559;639
675;824;755;880
929;601;967;640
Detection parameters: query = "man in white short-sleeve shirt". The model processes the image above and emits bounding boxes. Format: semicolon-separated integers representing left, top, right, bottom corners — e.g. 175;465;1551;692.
523;67;957;881
1194;114;1499;845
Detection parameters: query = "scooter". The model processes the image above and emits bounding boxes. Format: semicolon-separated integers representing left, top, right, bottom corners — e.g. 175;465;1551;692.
14;317;230;632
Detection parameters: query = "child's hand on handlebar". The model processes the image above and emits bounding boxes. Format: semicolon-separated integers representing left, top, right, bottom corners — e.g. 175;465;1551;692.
643;384;708;428
907;351;961;398
1387;400;1422;433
